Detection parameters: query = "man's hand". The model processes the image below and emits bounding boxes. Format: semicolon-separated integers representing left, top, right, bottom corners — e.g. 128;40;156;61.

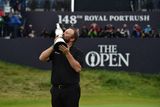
59;45;81;72
59;45;69;55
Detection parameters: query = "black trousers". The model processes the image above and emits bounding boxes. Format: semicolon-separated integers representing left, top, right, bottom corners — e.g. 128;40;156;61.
50;84;80;107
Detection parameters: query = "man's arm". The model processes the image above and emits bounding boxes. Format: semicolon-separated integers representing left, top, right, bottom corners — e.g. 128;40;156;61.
39;46;53;62
59;45;82;73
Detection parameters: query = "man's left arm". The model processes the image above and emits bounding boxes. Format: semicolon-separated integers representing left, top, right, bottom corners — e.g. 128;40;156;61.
59;45;82;73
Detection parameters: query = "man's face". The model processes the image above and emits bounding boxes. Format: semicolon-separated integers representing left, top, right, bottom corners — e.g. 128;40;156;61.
63;28;74;43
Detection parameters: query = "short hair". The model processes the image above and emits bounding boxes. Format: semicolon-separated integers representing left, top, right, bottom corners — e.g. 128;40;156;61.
69;27;79;43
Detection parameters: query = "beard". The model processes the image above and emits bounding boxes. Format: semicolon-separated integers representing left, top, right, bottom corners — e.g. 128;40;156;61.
63;36;70;43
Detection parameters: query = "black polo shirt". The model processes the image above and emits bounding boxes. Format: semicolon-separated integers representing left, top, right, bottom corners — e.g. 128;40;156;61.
49;46;83;85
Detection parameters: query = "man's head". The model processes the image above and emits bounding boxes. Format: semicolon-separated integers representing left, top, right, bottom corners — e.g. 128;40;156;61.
63;27;78;44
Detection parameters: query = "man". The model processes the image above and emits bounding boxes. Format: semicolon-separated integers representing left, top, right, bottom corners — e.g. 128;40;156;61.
39;27;83;107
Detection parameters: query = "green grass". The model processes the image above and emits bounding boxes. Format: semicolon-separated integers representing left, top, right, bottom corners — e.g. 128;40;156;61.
0;60;160;107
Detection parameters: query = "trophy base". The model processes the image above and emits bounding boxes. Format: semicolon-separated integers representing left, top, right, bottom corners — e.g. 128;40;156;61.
54;41;67;53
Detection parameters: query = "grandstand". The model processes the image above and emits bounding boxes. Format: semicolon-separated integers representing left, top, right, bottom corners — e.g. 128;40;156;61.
0;0;160;38
0;0;160;73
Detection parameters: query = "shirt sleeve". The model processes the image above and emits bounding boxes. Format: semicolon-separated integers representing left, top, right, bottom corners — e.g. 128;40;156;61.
47;51;54;62
75;49;84;68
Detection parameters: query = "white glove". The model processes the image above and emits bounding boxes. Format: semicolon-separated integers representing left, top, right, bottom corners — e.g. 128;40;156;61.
55;23;63;37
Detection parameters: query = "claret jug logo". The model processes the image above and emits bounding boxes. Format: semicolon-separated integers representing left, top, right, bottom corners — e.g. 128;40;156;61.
85;45;130;67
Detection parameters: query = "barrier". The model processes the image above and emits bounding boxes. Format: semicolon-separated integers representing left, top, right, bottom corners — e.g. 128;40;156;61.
0;38;159;73
24;11;160;36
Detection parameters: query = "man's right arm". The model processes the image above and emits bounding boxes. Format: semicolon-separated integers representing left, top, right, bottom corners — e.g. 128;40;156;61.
39;46;54;62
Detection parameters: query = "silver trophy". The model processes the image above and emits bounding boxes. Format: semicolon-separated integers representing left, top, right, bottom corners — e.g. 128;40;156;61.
53;23;67;53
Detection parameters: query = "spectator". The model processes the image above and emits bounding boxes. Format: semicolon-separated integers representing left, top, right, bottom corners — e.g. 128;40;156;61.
4;0;11;14
88;23;100;38
158;0;160;10
13;0;21;12
55;0;65;11
2;13;10;38
79;25;88;38
131;24;142;38
25;0;30;11
0;9;5;16
20;0;26;12
143;24;152;38
44;0;51;11
120;23;130;38
146;0;154;11
0;9;4;37
151;29;159;38
103;24;114;38
18;25;25;37
130;0;135;11
8;12;22;38
10;0;15;8
0;16;4;37
25;24;35;38
115;28;122;38
40;27;50;38
51;0;56;11
30;0;37;11
0;0;5;9
28;30;35;38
